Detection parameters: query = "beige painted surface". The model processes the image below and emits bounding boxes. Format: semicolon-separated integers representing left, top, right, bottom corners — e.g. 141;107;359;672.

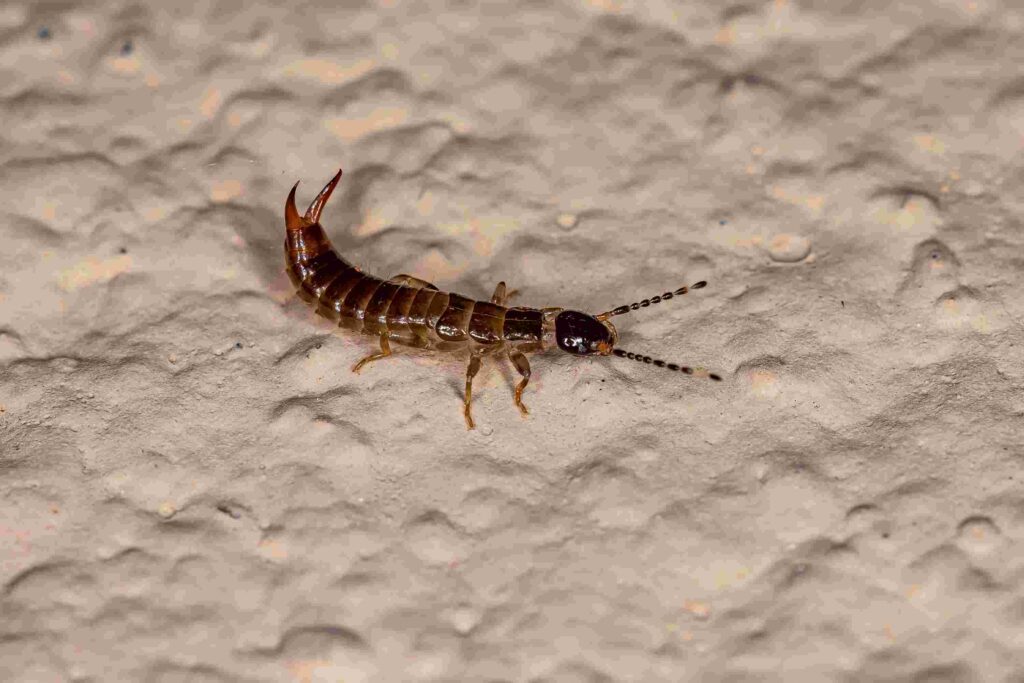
1;1;1023;681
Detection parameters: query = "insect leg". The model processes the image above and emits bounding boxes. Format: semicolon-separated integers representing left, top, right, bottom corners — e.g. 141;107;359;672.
507;346;531;417
490;281;507;304
388;273;438;290
463;348;485;430
490;281;520;306
351;333;392;374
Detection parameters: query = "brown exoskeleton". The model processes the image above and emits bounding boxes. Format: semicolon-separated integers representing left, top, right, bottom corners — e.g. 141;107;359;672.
284;168;721;429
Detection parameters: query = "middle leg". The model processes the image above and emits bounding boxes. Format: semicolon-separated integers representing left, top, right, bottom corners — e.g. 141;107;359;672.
507;346;531;417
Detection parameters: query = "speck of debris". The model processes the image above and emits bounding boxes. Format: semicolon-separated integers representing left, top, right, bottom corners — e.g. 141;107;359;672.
234;342;243;349
841;300;845;307
121;39;133;55
216;503;241;519
768;233;812;263
118;247;127;254
719;219;727;225
556;213;578;230
315;343;322;349
37;27;51;40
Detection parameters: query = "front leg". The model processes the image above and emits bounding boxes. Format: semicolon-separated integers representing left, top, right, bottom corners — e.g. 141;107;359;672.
463;348;485;430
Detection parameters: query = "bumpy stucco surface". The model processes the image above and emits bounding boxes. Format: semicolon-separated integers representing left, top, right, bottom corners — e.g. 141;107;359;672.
2;1;1023;681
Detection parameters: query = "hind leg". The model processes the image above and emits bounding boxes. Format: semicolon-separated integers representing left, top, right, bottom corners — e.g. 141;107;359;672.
388;273;438;290
352;333;392;374
490;281;519;306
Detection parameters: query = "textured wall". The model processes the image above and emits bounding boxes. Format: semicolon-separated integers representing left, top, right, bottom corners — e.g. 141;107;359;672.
2;1;1023;681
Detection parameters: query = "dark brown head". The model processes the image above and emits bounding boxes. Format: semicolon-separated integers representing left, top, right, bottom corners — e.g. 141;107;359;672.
555;310;617;356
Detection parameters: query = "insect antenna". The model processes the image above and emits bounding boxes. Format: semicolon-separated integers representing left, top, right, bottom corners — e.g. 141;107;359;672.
612;349;722;381
596;280;707;321
600;280;721;380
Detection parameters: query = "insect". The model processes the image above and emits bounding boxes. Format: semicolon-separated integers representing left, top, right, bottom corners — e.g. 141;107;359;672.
284;168;722;429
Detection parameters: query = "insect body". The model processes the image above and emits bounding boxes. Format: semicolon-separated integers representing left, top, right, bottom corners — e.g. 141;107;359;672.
284;168;721;429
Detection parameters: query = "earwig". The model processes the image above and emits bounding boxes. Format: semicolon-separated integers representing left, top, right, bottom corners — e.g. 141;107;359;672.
284;168;721;429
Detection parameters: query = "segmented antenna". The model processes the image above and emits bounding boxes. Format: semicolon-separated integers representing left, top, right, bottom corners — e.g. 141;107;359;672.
596;280;707;321
613;349;722;381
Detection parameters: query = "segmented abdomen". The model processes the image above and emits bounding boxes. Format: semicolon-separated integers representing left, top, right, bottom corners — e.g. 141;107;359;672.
285;223;543;347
